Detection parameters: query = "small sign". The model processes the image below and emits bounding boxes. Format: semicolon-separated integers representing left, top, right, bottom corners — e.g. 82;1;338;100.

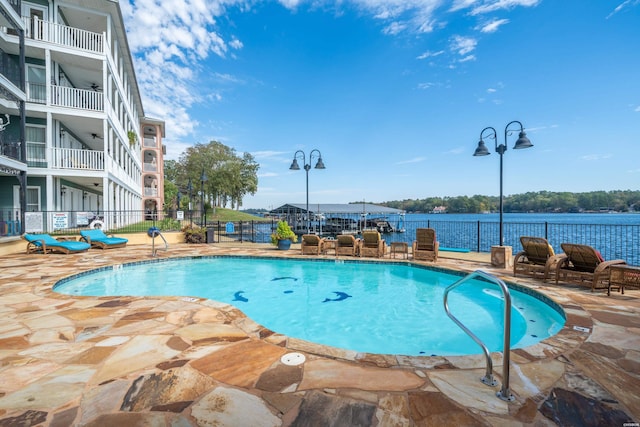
25;212;43;233
176;210;184;220
76;212;89;226
53;213;68;230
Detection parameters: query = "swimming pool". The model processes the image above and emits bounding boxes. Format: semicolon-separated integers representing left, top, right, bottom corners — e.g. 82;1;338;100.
54;256;565;356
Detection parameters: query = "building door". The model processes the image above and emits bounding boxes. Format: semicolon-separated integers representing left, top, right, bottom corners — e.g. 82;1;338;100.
22;4;48;40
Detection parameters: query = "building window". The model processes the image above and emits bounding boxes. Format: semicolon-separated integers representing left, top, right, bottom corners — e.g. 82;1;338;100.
26;125;46;167
26;64;46;103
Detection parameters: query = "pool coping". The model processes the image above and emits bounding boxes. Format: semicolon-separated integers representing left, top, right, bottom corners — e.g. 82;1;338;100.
50;253;587;371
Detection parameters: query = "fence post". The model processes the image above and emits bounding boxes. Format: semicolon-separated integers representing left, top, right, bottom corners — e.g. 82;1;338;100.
477;221;481;252
544;222;548;240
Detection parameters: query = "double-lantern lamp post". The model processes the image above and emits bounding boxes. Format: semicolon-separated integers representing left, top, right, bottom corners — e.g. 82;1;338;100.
473;120;533;246
200;168;207;227
187;178;193;224
290;149;325;234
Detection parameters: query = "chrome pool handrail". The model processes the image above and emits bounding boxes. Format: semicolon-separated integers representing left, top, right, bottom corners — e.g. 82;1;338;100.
443;269;514;402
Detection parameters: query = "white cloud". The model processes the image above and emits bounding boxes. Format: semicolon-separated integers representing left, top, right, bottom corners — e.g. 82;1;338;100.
580;154;613;161
634;105;640;112
417;50;444;59
395;156;426;164
251;150;290;159
606;0;640;19
451;35;477;55
468;0;541;16
479;18;509;33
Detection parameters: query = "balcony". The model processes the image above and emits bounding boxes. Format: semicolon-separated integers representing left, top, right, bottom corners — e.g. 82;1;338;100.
51;86;103;111
51;147;104;171
24;16;103;54
143;137;157;148
143;162;157;172
144;188;158;197
25;82;104;112
1;139;23;162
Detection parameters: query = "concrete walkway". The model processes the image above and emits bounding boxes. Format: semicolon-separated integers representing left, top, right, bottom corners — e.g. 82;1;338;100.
0;243;638;426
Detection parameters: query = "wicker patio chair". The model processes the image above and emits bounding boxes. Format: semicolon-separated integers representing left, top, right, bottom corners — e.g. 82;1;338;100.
335;234;358;256
513;236;564;281
359;230;386;258
412;228;439;262
556;243;626;292
301;234;326;255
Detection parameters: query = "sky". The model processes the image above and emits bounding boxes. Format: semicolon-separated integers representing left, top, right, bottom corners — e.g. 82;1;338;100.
121;0;640;210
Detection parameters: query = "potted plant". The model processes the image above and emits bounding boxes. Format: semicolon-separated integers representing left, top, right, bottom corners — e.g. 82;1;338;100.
270;220;297;250
127;130;138;147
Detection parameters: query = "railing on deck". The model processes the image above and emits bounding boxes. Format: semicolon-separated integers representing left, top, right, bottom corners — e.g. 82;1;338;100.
24;17;103;53
51;85;103;111
51;147;104;170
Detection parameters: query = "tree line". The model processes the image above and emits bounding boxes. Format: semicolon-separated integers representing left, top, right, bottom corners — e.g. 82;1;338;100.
378;190;640;214
163;141;259;211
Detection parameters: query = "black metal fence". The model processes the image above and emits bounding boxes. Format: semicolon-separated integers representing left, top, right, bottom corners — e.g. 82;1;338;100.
213;218;639;266
4;210;637;266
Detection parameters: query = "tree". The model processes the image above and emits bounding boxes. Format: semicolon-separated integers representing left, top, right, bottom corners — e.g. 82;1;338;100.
175;141;259;211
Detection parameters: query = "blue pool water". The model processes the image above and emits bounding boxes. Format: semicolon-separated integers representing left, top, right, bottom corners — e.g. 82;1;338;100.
54;257;566;356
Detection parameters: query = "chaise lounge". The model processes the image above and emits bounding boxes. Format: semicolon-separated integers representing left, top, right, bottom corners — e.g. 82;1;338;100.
513;236;564;281
23;233;91;254
556;243;626;292
80;229;128;249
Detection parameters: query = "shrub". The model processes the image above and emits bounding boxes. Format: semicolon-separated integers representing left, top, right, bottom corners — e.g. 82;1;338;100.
182;224;206;244
270;220;297;245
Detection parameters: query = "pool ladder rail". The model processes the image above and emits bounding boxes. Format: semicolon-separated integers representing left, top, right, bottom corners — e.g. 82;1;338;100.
150;229;169;257
443;270;515;402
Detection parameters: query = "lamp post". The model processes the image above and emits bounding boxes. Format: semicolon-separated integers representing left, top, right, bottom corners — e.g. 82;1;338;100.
290;149;326;234
187;178;193;224
200;168;207;227
473;120;533;246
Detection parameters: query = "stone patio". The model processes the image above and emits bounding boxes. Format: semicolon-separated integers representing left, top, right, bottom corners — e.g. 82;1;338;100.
0;243;638;426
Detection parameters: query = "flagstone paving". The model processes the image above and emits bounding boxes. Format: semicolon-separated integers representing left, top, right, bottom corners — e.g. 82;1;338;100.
0;242;638;426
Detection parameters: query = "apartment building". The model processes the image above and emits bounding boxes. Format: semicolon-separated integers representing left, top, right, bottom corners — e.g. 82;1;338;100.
0;0;161;235
141;116;165;218
0;0;26;237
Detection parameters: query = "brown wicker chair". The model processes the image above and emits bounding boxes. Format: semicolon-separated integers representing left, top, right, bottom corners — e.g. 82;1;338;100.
556;243;626;292
412;228;439;262
301;234;326;255
335;234;358;256
359;230;386;258
513;236;564;281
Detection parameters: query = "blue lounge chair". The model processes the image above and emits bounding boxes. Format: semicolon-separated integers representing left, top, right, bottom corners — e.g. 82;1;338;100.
79;229;128;249
23;233;91;254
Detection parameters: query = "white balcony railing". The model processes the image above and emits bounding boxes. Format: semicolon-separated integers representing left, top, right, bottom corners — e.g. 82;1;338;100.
24;16;103;54
51;86;103;111
143;162;157;172
143;137;157;148
144;188;159;197
51;147;104;171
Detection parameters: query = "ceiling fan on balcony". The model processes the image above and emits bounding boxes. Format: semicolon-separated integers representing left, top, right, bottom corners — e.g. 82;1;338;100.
82;82;102;92
91;133;103;140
